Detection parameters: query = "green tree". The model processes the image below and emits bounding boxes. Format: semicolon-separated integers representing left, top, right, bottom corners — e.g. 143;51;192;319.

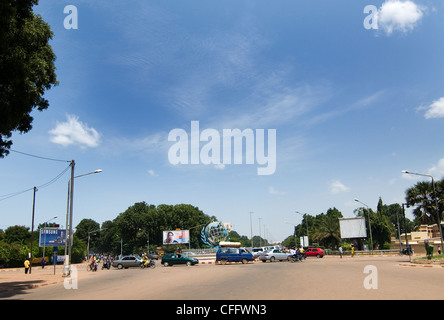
3;225;30;243
0;0;58;157
373;198;393;249
405;179;444;226
311;208;342;249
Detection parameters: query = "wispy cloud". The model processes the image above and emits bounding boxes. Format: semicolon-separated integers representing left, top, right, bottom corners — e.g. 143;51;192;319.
329;180;350;195
428;158;444;179
49;114;101;148
147;169;158;177
269;186;287;195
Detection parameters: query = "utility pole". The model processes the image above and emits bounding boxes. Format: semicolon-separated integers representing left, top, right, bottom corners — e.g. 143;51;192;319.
29;186;37;274
63;160;75;277
249;212;253;248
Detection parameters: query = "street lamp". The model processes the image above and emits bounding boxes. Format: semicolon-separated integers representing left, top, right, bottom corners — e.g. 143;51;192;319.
87;228;107;260
402;170;444;252
284;221;297;248
295;211;309;246
402;203;411;262
63;165;102;277
354;199;374;253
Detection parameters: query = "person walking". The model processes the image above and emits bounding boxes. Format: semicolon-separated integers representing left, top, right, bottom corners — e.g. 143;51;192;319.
24;258;30;274
41;257;46;269
339;246;343;259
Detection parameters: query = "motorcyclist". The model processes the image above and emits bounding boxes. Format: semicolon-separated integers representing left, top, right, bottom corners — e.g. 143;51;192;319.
102;255;110;269
89;255;98;271
142;254;149;267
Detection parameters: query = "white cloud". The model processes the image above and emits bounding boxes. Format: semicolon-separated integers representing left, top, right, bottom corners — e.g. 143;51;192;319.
147;169;158;176
423;97;444;119
269;186;287;195
376;0;424;35
428;158;444;179
329;180;350;195
49;114;101;148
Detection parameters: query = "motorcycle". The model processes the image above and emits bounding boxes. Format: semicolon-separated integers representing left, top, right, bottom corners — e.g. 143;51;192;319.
102;260;111;270
88;261;98;272
289;252;305;262
140;259;156;269
401;248;414;255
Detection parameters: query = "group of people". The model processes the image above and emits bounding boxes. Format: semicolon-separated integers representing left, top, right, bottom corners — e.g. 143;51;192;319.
88;255;113;271
23;257;48;274
288;247;305;256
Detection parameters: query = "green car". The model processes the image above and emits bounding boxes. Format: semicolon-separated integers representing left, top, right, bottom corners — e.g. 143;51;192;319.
161;253;199;267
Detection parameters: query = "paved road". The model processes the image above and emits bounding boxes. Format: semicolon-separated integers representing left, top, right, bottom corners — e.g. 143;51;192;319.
1;256;443;300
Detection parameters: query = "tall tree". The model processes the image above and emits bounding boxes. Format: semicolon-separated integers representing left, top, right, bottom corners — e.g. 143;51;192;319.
0;0;58;157
311;208;342;249
405;179;444;226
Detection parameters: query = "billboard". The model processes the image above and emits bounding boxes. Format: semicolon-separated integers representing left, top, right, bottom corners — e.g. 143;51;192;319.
339;217;367;239
163;230;190;244
39;228;67;247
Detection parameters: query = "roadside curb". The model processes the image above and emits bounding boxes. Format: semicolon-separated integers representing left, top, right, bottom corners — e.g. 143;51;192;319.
399;263;444;268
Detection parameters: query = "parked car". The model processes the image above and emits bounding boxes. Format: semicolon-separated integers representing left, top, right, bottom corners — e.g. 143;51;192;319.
216;247;254;264
305;248;325;258
251;247;267;259
148;253;159;260
112;255;143;269
258;248;291;262
161;253;199;267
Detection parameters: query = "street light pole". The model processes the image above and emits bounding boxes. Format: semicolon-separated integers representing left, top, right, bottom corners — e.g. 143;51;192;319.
402;170;444;252
63;163;102;277
402;203;411;262
354;199;374;254
29;186;37;274
295;211;309;246
249;212;253;248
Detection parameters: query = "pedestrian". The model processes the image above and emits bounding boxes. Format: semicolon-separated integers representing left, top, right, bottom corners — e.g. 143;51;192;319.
24;258;30;274
339;246;343;259
41;257;46;269
351;245;355;257
438;246;441;255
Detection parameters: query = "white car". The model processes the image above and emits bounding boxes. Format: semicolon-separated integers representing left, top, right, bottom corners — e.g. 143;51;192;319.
258;248;291;262
251;247;267;259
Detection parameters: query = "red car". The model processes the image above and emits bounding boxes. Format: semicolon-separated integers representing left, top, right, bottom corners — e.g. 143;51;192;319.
305;248;325;258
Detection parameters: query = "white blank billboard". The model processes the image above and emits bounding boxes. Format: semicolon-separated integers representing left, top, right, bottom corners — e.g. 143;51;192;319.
339;217;367;239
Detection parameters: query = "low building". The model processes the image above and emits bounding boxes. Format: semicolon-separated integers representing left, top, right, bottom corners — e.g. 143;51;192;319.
391;223;443;254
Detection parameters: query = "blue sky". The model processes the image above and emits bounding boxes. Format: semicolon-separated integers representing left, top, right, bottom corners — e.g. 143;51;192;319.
1;0;444;243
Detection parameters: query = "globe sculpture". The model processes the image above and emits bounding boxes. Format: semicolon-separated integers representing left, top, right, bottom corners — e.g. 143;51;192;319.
200;221;230;247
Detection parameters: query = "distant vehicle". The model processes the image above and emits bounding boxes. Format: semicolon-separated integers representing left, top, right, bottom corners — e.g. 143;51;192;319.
216;247;254;264
305;248;325;258
148;253;159;260
112;255;143;269
251;247;267;259
161;253;199;267
258;248;291;262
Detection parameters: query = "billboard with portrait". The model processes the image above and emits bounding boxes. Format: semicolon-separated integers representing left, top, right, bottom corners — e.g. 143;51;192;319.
163;230;190;244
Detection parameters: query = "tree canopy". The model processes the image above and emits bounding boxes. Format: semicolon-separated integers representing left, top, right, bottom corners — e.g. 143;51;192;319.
0;0;58;157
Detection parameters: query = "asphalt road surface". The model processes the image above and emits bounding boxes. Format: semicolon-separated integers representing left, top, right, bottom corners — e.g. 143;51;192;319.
1;255;443;300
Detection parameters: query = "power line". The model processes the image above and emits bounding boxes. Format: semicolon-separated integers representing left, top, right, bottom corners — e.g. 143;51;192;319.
0;163;72;202
10;149;70;163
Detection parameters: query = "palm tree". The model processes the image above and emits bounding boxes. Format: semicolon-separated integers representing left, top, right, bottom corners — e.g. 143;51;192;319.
405;180;444;226
311;212;341;249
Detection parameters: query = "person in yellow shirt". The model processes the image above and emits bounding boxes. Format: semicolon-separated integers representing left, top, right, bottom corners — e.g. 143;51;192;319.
24;259;30;274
